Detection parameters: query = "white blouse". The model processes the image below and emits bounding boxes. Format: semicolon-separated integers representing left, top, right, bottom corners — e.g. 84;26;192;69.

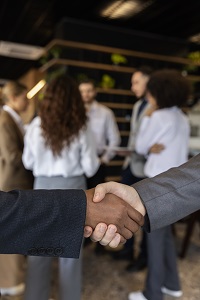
135;107;190;177
22;116;100;178
3;105;25;134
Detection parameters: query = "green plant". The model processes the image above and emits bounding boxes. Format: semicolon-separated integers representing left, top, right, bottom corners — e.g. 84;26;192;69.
45;66;66;82
184;51;200;72
39;46;62;66
99;74;115;88
111;53;128;65
76;73;89;83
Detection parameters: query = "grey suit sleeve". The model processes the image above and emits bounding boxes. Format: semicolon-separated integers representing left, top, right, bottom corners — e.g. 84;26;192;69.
133;154;200;232
0;189;86;258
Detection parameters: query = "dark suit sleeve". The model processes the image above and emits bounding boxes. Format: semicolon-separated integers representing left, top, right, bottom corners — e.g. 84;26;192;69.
133;154;200;232
0;189;86;258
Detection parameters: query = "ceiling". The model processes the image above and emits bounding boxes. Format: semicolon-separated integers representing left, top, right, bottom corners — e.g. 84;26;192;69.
1;0;200;80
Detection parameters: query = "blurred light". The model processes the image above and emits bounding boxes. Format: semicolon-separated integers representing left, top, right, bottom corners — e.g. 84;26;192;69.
27;80;46;99
181;70;188;77
101;0;122;17
189;34;200;44
101;0;154;19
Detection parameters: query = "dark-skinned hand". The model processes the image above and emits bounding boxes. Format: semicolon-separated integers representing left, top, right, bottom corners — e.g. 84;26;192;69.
84;188;144;240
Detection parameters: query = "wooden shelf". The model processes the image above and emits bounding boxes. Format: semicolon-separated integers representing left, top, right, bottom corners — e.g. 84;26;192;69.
108;160;124;166
186;74;200;82
116;117;131;123
45;39;200;67
39;58;200;83
101;102;133;109
39;58;136;74
105;176;121;182
119;130;130;136
96;87;133;96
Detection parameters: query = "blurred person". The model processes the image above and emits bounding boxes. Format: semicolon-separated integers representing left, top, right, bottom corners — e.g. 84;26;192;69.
128;69;191;300
89;69;191;300
112;67;158;273
79;79;121;253
0;81;33;296
22;74;100;300
87;70;191;300
79;79;121;186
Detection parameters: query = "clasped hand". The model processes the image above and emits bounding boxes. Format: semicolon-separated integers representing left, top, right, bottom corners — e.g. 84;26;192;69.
84;182;146;248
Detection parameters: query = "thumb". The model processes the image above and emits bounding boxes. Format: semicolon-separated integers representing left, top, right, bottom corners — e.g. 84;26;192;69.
93;181;122;202
84;226;93;238
93;183;107;202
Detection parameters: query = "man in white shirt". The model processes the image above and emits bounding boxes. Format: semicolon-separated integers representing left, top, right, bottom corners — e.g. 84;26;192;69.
79;79;121;253
79;79;121;188
113;67;158;271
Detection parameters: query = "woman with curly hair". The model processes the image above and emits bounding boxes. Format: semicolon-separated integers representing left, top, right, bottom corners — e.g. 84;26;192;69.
22;74;100;300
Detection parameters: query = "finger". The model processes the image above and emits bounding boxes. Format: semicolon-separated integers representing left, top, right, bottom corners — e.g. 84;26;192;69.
109;233;121;248
127;206;144;226
120;236;126;244
99;224;117;246
90;223;108;242
124;219;140;236
119;226;133;240
84;226;93;238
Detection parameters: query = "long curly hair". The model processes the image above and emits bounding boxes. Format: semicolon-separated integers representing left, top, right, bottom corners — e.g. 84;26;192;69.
39;74;87;156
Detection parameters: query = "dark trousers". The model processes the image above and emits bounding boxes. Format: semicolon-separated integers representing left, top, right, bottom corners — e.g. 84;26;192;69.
121;166;147;260
143;226;181;300
87;164;106;188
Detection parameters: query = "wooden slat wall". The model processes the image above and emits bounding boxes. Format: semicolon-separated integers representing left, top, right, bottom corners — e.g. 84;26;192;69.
39;39;197;182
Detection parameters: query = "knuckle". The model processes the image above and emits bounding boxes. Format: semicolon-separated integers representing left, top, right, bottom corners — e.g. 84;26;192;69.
122;229;133;240
92;233;102;242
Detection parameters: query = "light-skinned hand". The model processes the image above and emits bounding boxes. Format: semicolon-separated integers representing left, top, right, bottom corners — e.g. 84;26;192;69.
84;223;126;248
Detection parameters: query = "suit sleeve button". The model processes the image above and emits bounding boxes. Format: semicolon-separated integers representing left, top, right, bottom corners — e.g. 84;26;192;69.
28;248;37;255
38;248;46;255
46;247;54;255
54;247;63;256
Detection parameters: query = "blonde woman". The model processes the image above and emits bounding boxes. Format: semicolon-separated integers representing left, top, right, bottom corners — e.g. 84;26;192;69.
0;81;33;296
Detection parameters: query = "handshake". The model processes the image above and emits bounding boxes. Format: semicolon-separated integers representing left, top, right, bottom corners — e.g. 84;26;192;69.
84;182;146;248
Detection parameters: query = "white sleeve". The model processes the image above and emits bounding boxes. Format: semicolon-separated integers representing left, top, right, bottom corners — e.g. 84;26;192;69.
127;107;136;148
22;124;35;171
135;113;170;155
101;110;121;163
79;126;100;178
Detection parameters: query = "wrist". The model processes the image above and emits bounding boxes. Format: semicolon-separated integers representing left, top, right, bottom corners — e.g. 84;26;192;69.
133;190;146;216
84;189;92;226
